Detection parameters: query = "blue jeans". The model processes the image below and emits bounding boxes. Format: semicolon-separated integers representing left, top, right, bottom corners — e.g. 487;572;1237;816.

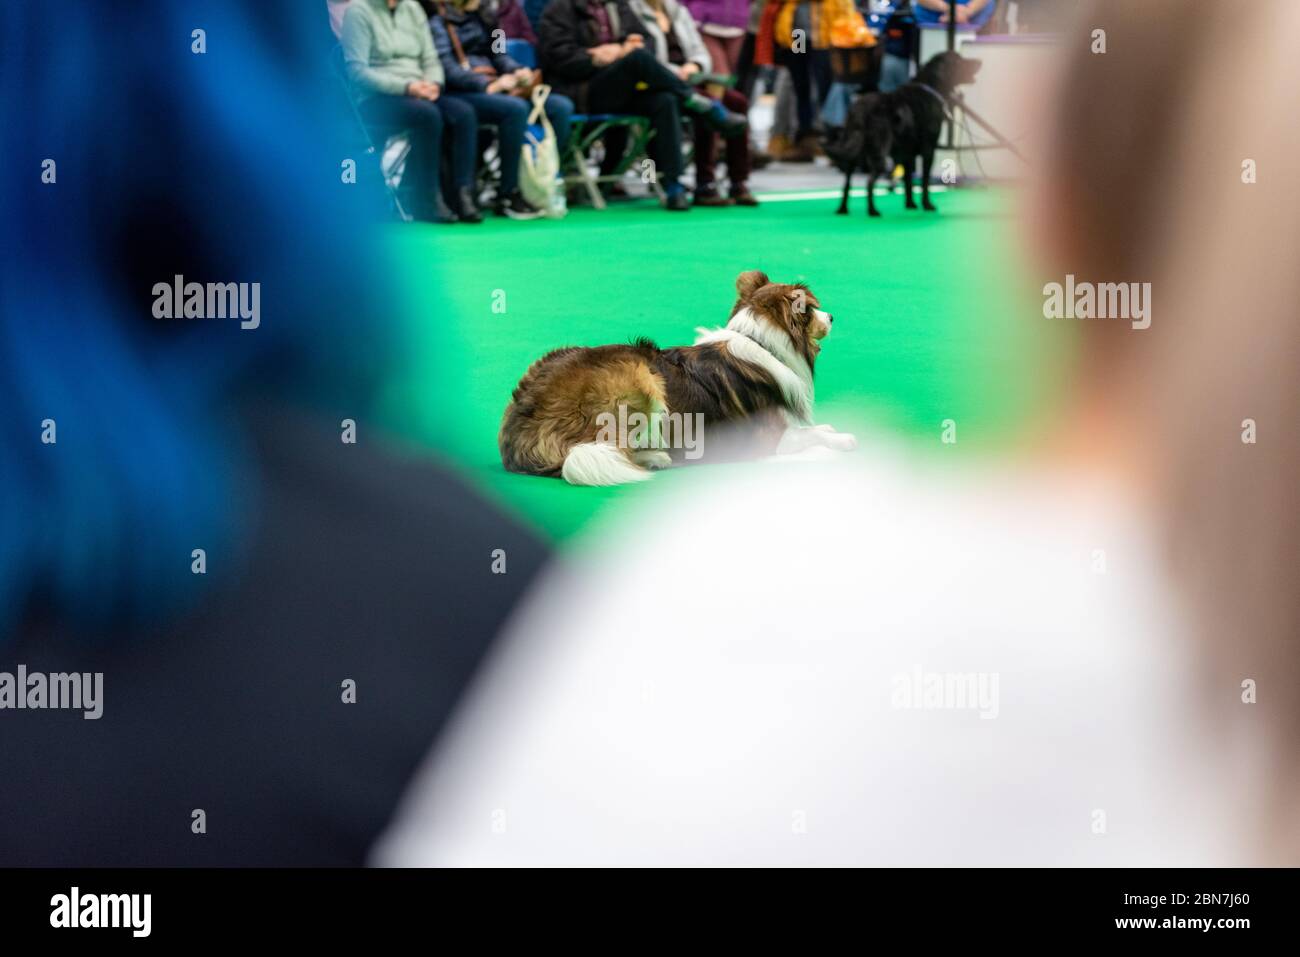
879;53;912;94
449;91;573;194
358;93;478;213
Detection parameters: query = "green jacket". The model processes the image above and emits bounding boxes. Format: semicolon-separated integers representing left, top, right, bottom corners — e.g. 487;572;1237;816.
341;0;445;100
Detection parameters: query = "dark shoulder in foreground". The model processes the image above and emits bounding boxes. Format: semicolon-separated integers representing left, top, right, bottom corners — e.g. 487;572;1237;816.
0;404;549;866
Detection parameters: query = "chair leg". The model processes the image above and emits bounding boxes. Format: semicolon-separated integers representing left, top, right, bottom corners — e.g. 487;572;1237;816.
569;142;606;209
380;142;414;222
563;123;608;210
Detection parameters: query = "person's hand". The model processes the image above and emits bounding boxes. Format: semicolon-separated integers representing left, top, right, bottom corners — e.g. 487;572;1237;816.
487;74;519;94
677;62;701;81
513;67;534;85
589;43;622;66
622;33;644;54
406;80;440;101
956;5;972;23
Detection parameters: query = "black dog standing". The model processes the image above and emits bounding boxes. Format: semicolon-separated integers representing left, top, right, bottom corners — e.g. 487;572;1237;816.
825;52;983;217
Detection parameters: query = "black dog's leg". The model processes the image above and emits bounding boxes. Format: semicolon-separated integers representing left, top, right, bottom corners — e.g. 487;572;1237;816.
836;172;851;215
921;148;937;212
866;172;881;217
902;160;917;209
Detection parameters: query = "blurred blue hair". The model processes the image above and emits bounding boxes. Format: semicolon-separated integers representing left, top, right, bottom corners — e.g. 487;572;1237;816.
0;2;406;629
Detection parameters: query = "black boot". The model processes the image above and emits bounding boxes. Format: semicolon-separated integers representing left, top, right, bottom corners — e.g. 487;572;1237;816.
683;93;747;138
494;188;543;220
454;187;483;224
419;194;458;224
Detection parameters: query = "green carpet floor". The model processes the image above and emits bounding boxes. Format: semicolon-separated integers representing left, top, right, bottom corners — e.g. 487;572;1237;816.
377;186;1069;543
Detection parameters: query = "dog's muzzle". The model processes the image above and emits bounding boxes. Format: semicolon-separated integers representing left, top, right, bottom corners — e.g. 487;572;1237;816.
812;309;834;339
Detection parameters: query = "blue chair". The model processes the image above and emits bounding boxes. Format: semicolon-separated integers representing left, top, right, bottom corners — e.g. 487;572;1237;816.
506;38;537;69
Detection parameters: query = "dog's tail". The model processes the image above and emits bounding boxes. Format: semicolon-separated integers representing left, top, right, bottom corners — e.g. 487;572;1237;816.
561;443;652;486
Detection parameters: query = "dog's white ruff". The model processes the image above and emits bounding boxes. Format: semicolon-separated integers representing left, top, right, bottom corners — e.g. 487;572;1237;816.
562;443;652;486
694;308;815;425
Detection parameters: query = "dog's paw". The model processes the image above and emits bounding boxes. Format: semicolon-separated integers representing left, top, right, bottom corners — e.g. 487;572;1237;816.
825;432;858;452
634;450;673;470
868;208;882;218
835;207;848;216
904;201;918;210
922;200;937;212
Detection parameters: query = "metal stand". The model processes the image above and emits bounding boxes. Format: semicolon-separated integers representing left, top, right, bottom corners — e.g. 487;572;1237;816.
939;0;1027;168
941;0;959;149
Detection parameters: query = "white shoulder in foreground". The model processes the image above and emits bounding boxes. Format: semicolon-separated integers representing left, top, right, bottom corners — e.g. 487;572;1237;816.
373;454;1245;867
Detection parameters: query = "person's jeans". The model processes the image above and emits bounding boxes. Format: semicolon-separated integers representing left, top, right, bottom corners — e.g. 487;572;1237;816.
450;91;574;193
586;48;693;187
358;93;478;214
773;46;831;140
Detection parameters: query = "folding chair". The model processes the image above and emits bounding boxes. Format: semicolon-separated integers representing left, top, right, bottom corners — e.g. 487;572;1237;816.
330;44;414;222
474;123;504;207
564;114;662;209
501;40;662;208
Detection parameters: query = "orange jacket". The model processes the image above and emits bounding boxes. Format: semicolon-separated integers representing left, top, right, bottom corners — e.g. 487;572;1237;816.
755;0;868;65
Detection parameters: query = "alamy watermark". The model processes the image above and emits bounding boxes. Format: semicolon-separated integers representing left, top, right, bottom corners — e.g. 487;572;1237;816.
1042;274;1151;330
152;274;260;329
595;404;704;459
50;887;150;937
891;666;1000;719
0;665;103;719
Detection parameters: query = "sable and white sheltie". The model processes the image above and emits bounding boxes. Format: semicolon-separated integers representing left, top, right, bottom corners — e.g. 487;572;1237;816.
499;270;856;486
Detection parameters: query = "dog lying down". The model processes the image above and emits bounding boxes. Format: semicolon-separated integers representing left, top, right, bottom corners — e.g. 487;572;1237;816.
824;51;982;218
499;270;857;486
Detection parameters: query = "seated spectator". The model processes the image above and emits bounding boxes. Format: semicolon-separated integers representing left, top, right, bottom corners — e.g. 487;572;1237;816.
914;0;998;30
484;0;539;42
538;0;748;211
419;0;538;40
629;0;757;205
342;0;484;223
431;0;574;218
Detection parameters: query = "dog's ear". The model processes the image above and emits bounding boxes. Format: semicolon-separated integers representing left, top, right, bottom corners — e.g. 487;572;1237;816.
735;270;770;300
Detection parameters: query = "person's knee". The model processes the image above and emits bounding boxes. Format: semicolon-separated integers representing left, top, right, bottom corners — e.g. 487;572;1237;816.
410;100;444;134
440;97;477;133
494;97;528;134
624;47;657;70
548;94;574;125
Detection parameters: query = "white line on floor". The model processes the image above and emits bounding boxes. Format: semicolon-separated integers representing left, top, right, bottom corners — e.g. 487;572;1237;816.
754;185;953;202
